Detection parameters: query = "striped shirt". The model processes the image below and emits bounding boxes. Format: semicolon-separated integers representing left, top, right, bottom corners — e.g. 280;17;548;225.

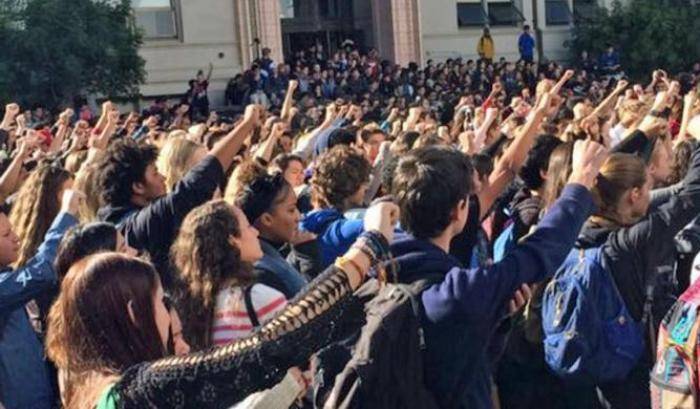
211;283;287;345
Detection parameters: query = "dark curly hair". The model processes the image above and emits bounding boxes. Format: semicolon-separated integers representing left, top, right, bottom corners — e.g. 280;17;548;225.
170;200;253;351
98;139;159;207
311;145;371;211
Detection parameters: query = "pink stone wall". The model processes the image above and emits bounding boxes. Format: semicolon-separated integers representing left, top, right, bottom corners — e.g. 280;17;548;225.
372;0;422;65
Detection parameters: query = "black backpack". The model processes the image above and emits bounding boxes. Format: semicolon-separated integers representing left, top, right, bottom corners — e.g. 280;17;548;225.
315;276;441;409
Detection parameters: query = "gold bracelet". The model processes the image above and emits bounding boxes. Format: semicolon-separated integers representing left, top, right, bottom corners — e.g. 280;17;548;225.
335;255;364;279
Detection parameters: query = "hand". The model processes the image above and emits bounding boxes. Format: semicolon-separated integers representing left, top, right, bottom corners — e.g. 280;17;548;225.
101;100;113;115
363;200;400;243
15;114;26;132
508;284;532;316
126;111;139;124
270;121;286;139
336;104;349;119
614;79;629;93
534;92;551;116
651;91;672;112
290;230;316;246
568;139;608;189
243;104;262;127
287;368;309;399
15;139;31;159
563;69;575;80
4;103;20;120
143;116;159;129
60;189;85;217
491;82;503;94
107;110;120;126
324;103;337;122
633;84;645;97
59;108;74;125
288;79;299;91
653;69;667;84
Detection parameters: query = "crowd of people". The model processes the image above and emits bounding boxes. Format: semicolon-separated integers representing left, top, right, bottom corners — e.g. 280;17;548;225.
3;41;700;409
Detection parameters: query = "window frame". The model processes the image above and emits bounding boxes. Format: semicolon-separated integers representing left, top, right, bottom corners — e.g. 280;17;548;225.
132;0;181;41
486;0;525;27
456;1;487;28
545;0;572;26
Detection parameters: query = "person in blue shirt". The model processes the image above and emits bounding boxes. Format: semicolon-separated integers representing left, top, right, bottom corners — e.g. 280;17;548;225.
300;145;370;270
518;25;536;63
0;190;81;409
389;141;607;409
599;44;621;75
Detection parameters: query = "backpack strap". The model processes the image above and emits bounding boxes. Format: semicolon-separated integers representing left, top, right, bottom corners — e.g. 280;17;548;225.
243;284;261;328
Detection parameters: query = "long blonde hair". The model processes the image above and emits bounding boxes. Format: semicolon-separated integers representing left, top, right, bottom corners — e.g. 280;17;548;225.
73;160;104;223
10;163;72;267
157;137;205;192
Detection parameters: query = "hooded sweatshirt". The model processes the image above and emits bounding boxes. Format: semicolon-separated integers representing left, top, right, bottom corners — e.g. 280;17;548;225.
299;208;363;270
391;184;595;409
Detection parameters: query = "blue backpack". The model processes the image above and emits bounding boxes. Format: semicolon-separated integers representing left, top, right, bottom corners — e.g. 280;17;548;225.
542;247;645;383
493;222;516;263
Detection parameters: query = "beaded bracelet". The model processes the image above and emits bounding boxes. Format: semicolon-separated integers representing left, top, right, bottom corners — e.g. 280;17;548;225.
350;230;397;283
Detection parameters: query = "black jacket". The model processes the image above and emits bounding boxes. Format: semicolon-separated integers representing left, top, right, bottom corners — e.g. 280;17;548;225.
577;142;700;326
97;155;225;289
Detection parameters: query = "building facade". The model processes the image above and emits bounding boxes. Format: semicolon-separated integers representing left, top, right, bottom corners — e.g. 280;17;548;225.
132;0;599;105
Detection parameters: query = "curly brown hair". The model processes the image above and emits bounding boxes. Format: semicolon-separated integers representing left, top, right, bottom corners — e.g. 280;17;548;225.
311;145;370;211
223;159;267;205
170;200;254;351
10;163;72;267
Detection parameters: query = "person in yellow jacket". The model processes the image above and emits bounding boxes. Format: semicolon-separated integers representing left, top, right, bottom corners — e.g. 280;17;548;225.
477;27;495;62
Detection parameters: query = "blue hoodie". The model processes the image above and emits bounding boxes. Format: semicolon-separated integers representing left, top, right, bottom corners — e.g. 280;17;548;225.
391;184;595;408
0;212;78;409
299;208;363;270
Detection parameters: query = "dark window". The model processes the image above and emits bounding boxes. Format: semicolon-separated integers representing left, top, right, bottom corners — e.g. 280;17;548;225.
488;2;524;26
279;0;296;19
457;3;486;27
546;0;571;25
319;0;351;18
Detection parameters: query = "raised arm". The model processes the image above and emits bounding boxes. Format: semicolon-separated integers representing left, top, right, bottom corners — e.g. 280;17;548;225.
678;92;696;141
108;204;399;408
472;107;499;153
293;103;340;160
476;93;549;219
589;79;629;120
549;69;575;97
0;139;32;202
210;104;260;172
254;122;284;163
0;190;81;315
49;109;73;153
280;80;298;123
0;103;20;131
424;141;606;324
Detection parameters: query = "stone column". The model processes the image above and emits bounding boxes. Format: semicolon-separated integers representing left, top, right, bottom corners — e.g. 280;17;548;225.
234;0;254;67
371;0;422;65
255;0;285;63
